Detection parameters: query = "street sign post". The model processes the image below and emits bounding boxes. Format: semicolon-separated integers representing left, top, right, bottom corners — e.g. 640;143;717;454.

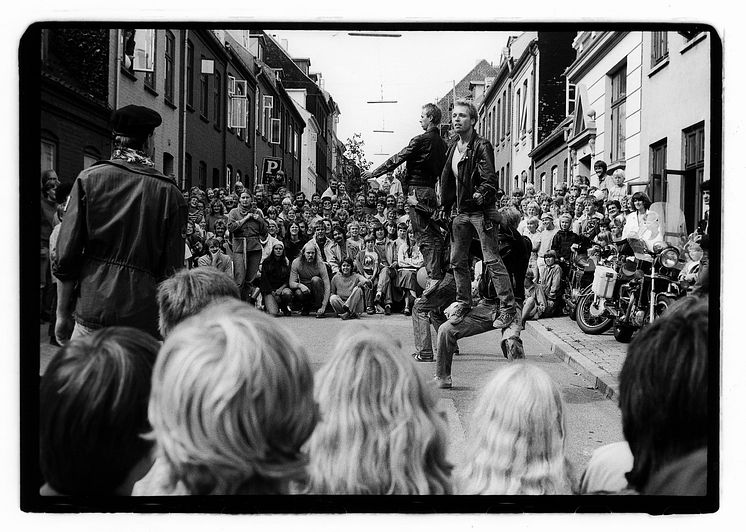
262;157;283;184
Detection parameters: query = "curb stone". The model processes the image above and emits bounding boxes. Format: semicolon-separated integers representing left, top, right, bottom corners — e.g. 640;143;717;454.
524;320;622;400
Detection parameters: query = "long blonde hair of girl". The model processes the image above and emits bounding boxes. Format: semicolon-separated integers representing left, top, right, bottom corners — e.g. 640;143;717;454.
457;362;574;494
304;329;453;494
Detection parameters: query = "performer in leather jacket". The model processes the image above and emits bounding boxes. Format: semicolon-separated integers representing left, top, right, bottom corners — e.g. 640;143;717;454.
438;99;515;331
362;103;448;294
53;105;187;342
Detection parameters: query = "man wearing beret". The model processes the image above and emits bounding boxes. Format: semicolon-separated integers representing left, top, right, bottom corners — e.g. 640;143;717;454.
53;105;187;342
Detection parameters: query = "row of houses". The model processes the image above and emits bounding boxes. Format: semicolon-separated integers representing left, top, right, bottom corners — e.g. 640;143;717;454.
39;27;344;197
441;29;714;233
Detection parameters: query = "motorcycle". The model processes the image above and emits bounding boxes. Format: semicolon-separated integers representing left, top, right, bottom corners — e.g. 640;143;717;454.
576;202;688;342
557;250;595;320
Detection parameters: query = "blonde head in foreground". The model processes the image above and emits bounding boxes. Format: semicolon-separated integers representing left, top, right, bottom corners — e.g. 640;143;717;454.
458;362;573;494
305;328;453;494
148;298;317;495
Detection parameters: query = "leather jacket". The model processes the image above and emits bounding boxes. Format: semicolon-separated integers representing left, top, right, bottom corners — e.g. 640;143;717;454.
371;126;447;190
439;130;498;214
53;159;187;337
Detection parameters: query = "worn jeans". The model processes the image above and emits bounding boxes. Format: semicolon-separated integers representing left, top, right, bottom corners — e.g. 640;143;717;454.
233;247;262;299
376;266;394;305
435;299;524;379
264;288;293;315
329;286;365;316
450;208;514;311
412;272;456;358
292;276;325;311
408;186;444;280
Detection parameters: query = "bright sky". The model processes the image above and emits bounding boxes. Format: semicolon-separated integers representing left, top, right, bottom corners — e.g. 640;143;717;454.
268;29;516;169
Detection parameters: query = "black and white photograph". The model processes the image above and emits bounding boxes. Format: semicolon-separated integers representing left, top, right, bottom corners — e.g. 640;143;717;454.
12;3;732;526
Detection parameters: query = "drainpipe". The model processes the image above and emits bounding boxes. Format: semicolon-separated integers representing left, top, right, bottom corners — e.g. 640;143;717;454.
181;29;189;190
114;30;121;110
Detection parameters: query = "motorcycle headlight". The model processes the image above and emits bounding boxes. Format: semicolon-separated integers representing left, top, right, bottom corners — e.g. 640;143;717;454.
660;248;680;269
653;241;665;253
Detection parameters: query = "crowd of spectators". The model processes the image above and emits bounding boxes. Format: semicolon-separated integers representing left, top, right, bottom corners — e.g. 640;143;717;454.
41;162;700;329
37;157;711;499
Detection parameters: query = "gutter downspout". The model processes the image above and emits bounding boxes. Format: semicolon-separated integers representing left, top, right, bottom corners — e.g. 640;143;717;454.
114;30;121;110
181;29;188;190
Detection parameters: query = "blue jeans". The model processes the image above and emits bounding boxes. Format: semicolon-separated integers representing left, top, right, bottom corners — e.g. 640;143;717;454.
408;186;444;280
450;208;514;311
411;272;456;357
435;299;524;379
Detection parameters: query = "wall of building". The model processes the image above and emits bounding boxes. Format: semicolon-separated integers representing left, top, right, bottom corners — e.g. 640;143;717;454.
183;31;228;191
640;32;710;185
115;30;183;180
573;32;643;184
511;48;536;192
40;28;111;183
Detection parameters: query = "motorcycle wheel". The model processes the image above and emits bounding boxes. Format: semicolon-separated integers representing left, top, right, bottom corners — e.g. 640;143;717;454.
576;293;613;334
613;322;635;343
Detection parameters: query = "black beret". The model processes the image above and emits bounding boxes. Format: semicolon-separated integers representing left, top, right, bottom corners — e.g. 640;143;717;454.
110;105;162;136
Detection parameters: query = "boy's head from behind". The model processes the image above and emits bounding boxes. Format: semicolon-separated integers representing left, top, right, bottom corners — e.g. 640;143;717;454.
39;327;159;495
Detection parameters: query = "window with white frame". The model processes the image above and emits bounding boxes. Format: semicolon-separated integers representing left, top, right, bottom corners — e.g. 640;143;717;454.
650;139;667;202
142;31;156;90
200;60;209;118
520;79;529;134
228;76;249;130
270;117;281;144
684;122;705;189
164;31;175;102
551;165;558;193
496;100;502;143
41;138;56;172
262;95;273;138
515;88;521;138
651;31;668;66
610;64;627;162
506;86;512;136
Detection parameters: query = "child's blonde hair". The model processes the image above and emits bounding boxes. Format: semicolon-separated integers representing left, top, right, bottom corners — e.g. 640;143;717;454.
305;329;453;494
148;299;317;494
457;362;574;494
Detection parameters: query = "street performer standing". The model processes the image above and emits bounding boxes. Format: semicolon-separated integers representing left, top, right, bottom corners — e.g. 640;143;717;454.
362;103;447;295
438;99;515;329
53;105;187;342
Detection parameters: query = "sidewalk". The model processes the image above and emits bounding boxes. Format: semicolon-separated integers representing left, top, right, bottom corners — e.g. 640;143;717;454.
524;317;627;400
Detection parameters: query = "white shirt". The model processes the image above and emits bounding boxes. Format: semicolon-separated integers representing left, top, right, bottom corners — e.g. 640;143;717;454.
451;145;465;178
376;175;403;197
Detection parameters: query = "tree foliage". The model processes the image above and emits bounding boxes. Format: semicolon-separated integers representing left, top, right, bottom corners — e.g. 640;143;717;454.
342;133;373;198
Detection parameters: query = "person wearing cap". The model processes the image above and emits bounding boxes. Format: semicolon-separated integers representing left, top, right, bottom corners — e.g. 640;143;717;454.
53;105;187;342
536;212;559;283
